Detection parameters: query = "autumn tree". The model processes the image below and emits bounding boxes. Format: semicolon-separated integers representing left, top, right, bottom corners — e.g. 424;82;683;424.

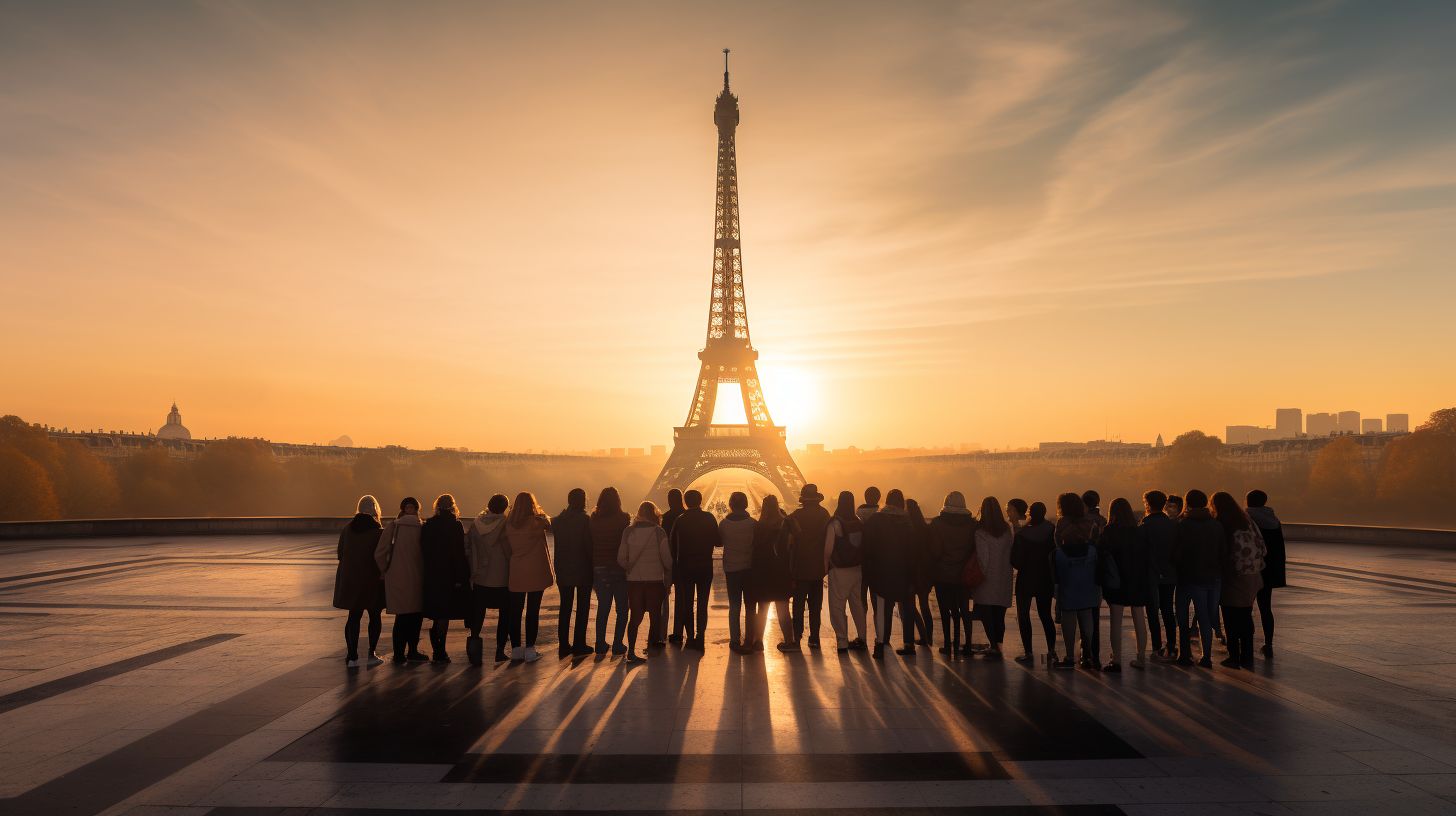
1307;437;1374;520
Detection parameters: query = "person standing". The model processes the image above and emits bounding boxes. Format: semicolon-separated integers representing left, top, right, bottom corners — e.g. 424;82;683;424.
928;491;974;655
823;490;869;653
1213;491;1265;669
864;489;916;659
1140;490;1179;661
1006;498;1028;531
748;495;797;653
1053;492;1101;670
720;491;757;652
1173;489;1225;668
1246;490;1285;658
1082;490;1107;539
552;488;594;657
671;489;720;650
906;499;935;648
590;487;632;655
660;489;686;646
420;494;470;664
856;486;882;612
335;495;386;667
376;497;427;663
464;494;511;664
1011;501;1057;664
788;484;831;649
971;496;1014;660
619;501;673;664
1101;498;1153;671
505;492;553;663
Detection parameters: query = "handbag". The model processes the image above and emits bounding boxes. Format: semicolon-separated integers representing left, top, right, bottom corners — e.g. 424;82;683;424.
960;547;985;589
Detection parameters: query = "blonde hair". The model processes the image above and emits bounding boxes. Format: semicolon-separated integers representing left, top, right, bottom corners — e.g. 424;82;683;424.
356;495;380;521
635;500;662;526
433;493;458;518
508;491;545;528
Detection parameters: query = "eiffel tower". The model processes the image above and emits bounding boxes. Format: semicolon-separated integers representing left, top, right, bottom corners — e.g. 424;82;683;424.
649;51;807;504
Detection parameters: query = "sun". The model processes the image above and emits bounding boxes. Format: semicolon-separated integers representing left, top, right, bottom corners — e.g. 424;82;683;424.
758;364;818;430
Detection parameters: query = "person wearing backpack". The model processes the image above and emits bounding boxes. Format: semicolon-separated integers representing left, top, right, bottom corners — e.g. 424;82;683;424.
1011;501;1057;664
1246;490;1285;658
928;491;975;655
1212;491;1264;669
1053;492;1100;670
823;490;869;653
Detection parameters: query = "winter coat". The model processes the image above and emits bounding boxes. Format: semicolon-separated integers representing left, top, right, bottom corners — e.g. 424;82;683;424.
663;507;685;539
1220;522;1265;607
719;513;757;573
1248;505;1286;589
466;512;509;588
1139;511;1178;585
1054;541;1101;611
671;508;720;580
749;517;794;601
590;511;631;572
551;506;593;588
909;516;935;594
506;515;554;593
1055;515;1098;549
420;514;470;620
1174;509;1225;585
1099;523;1154;606
618;522;672;582
375;514;423;614
862;506;913;602
856;503;879;523
971;526;1014;607
788;503;831;581
333;514;384;610
928;512;975;584
1010;519;1056;597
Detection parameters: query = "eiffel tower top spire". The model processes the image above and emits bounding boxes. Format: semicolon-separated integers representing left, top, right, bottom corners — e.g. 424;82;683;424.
707;48;749;351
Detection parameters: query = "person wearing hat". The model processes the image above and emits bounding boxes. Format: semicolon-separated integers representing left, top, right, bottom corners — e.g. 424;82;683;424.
788;483;831;648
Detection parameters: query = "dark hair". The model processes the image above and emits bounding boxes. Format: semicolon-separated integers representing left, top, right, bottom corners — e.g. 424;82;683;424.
864;486;882;504
834;490;856;520
1167;493;1184;508
1211;491;1248;533
567;488;587;510
1081;489;1100;509
729;491;748;512
487;493;509;514
1007;498;1028;517
979;496;1009;537
1143;489;1168;512
1056;492;1086;519
1185;489;1208;509
667;488;684;511
1029;501;1048;524
1246;489;1268;508
592;486;622;518
684;489;703;509
399;496;420;516
759;494;782;522
885;488;905;508
907;498;926;527
1108;497;1136;528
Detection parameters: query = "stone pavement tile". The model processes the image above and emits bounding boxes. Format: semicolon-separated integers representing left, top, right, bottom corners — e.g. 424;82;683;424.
1404;773;1456;798
591;729;673;754
1148;756;1255;777
277;761;454;782
742;728;813;754
195;779;343;808
916;779;1038;807
1247;750;1383;776
667;727;743;754
232;761;294;781
1343;748;1456;774
1004;758;1168;778
1116;776;1269;804
116;807;215;816
1011;777;1132;805
1277;797;1456;815
496;781;741;811
322;781;503;810
1120;804;1296;815
1247;772;1435;801
807;727;901;754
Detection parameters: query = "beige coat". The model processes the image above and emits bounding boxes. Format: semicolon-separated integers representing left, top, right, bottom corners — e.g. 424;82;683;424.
618;523;672;582
506;515;554;593
375;514;424;614
465;512;509;588
971;527;1014;607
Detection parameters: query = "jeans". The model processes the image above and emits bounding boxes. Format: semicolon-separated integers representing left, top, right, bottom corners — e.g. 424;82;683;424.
1177;581;1221;661
392;612;423;657
751;597;794;645
1222;605;1255;665
1147;582;1176;652
1107;603;1147;663
791;578;825;642
873;594;912;647
627;580;667;652
558;583;591;649
725;569;751;645
912;589;934;645
509;590;544;649
344;607;382;660
827;567;866;646
1061;607;1098;665
975;603;1007;647
674;572;713;640
1015;590;1056;657
593;566;629;648
935;582;968;648
1256;586;1275;645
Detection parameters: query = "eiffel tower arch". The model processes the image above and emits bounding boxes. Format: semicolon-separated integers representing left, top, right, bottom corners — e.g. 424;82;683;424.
649;51;807;505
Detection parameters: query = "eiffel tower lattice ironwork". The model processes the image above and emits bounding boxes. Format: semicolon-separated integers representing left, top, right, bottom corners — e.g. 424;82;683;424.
649;50;807;503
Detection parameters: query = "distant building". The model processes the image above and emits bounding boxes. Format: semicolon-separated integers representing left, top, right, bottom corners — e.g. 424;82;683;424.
156;403;191;440
650;444;667;457
1337;411;1361;435
327;435;354;448
1387;413;1410;433
1155;434;1164;448
609;447;627;457
1275;408;1302;439
1227;425;1279;445
1361;418;1383;434
627;447;645;457
803;443;826;456
1306;412;1337;437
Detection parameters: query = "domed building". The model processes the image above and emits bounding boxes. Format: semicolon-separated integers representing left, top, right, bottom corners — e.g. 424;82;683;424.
157;403;192;440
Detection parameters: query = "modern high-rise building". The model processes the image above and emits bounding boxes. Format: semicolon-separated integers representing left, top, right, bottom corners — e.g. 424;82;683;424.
1275;408;1302;438
1361;418;1383;434
1306;412;1338;437
1337;411;1361;434
1387;413;1410;433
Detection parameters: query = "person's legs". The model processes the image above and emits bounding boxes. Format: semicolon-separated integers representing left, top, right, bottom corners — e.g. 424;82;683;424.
1256;586;1274;649
1107;603;1124;664
1190;585;1215;662
827;569;849;647
646;583;666;649
847;573;867;642
1059;610;1077;663
726;571;745;646
1175;585;1192;662
807;580;824;643
571;585;590;649
1131;604;1147;663
406;613;426;655
1238;606;1255;665
674;578;694;640
915;590;933;646
1078;608;1099;666
626;582;647;654
1035;593;1057;657
791;581;808;642
985;605;1006;651
694;574;712;644
344;609;363;661
525;590;543;648
774;598;795;643
611;572;630;649
875;594;893;645
593;568;613;650
494;600;512;658
557;583;575;653
1014;591;1034;655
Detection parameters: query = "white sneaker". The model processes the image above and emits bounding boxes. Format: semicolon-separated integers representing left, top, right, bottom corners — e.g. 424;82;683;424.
523;646;541;663
346;658;362;668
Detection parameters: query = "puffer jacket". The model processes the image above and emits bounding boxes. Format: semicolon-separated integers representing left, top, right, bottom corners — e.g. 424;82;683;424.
928;512;975;584
618;521;672;582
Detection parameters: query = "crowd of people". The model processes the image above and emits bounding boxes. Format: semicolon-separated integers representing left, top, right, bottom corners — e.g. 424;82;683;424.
332;483;1286;672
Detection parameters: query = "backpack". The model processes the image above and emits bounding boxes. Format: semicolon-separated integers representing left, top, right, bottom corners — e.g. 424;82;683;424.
1232;523;1267;575
830;522;864;568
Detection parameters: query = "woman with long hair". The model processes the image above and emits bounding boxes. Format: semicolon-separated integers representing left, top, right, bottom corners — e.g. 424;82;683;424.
617;500;672;664
971;496;1014;659
506;491;553;663
1212;490;1265;669
335;495;386;667
1052;492;1101;670
824;490;868;652
906;499;935;648
929;491;975;655
1011;501;1057;663
1101;498;1152;671
420;493;470;663
748;494;797;653
375;496;428;663
589;486;632;655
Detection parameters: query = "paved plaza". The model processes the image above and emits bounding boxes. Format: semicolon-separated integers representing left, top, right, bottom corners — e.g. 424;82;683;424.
1;534;1455;815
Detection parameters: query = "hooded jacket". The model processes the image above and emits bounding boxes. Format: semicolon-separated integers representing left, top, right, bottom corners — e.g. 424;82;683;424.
506;514;554;593
1173;508;1225;584
618;521;672;582
862;505;913;601
1054;540;1101;610
928;512;975;584
466;512;509;588
719;511;757;573
552;505;593;588
1247;505;1286;589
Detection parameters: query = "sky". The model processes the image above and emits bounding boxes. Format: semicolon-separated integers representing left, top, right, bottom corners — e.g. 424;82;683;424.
2;0;1453;452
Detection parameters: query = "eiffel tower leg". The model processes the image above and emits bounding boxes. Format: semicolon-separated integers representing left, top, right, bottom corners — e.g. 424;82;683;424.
648;442;706;503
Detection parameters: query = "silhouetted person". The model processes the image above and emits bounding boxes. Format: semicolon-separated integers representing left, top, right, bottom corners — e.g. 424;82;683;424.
335;495;385;667
824;490;868;652
420;493;470;664
929;491;974;655
1173;489;1224;668
971;496;1013;660
1246;490;1285;657
1140;490;1179;661
720;491;757;651
660;488;685;645
749;495;797;653
857;486;882;611
1213;491;1265;669
1011;501;1057;663
788;484;831;648
619;501;672;665
506;492;553;663
1101;498;1152;671
590;487;632;655
553;489;594;657
906;499;935;647
671;489;719;650
1053;492;1100;670
864;488;916;659
375;496;427;663
464;494;510;664
1007;498;1028;531
1082;489;1106;539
